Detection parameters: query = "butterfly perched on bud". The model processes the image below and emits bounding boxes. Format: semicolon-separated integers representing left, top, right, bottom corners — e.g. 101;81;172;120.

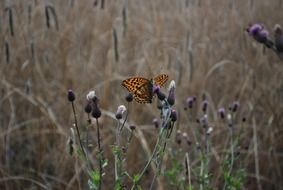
122;74;168;103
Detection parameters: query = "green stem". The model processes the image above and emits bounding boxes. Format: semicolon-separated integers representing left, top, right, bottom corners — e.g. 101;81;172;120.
96;118;102;190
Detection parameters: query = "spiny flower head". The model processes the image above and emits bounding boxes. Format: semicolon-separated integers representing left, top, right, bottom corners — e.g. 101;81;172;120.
202;100;208;113
246;23;269;44
218;107;225;119
167;80;176;106
274;24;283;52
125;93;133;102
67;89;75;102
152;118;159;129
115;105;127;120
170;109;177;122
153;85;166;101
186;96;196;109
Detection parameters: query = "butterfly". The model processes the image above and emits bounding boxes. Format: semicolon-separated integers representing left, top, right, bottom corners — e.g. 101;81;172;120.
122;74;169;103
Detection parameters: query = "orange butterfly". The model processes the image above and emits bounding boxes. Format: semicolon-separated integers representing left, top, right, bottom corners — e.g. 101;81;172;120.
122;74;169;103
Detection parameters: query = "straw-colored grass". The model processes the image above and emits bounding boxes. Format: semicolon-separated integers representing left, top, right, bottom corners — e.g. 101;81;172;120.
1;0;283;189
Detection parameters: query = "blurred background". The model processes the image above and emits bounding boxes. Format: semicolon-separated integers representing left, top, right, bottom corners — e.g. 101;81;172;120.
0;0;283;189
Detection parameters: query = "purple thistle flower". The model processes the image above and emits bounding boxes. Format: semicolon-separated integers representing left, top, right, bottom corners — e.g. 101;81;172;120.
84;101;92;114
202;100;208;113
153;85;166;101
274;24;283;52
125;93;133;102
67;89;75;102
115;105;126;120
218;107;225;119
186;96;196;109
274;24;283;61
91;103;101;119
130;125;136;130
246;23;273;46
152;118;159;128
232;101;240;112
170;109;177;122
167;80;176;106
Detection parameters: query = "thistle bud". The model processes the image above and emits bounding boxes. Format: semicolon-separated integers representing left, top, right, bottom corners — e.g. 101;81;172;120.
170;109;177;122
167;80;176;106
218;107;225;119
125;93;133;102
115;105;126;120
67;89;75;102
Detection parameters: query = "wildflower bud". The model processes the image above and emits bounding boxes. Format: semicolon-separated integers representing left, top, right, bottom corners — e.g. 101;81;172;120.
152;118;159;128
186;96;196;109
242;117;246;122
202;100;208;113
170;109;177;122
274;24;283;61
84;101;92;114
274;24;283;51
246;23;268;44
86;90;96;101
67;89;75;102
227;113;233;127
115;105;126;120
232;101;240;112
175;130;182;145
218;107;225;119
91;104;101;119
125;93;133;102
130;125;136;130
206;127;213;136
153;86;166;101
167;80;176;106
200;114;208;128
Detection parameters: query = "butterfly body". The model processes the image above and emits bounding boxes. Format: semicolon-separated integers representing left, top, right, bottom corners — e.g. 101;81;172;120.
122;74;168;104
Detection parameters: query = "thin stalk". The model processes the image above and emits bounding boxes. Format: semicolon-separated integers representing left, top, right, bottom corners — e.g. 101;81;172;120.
149;127;172;190
115;120;122;181
132;127;165;189
71;102;87;160
96;118;102;190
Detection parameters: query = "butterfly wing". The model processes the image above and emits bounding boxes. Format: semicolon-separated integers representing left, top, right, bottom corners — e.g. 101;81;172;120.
153;74;169;87
122;77;149;93
122;77;153;103
133;81;153;103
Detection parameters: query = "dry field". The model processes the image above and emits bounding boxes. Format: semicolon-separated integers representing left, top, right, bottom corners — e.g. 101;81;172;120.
1;0;283;189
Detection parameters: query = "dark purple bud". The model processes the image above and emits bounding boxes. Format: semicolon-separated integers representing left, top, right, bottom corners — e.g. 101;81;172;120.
130;125;136;130
202;100;208;113
152;118;159;128
170;109;177;122
186;97;195;109
67;89;75;102
218;107;225;119
158;91;166;101
153;85;166;101
242;117;246;122
91;104;101;119
274;24;283;52
246;23;263;36
115;105;126;120
84;101;92;114
232;101;240;112
246;23;269;44
167;81;176;106
200;114;208;128
125;93;133;102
